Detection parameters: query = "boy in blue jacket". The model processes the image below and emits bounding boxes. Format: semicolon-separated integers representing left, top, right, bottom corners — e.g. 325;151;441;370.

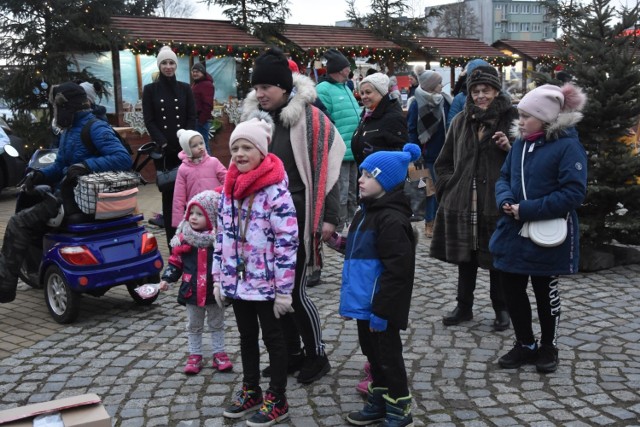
340;143;420;427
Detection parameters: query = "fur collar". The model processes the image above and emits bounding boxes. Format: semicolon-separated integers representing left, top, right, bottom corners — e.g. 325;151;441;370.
241;73;317;128
510;111;583;141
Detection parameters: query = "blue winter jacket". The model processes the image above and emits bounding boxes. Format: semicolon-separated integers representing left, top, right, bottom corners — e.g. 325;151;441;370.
489;126;587;275
41;111;132;184
340;187;416;329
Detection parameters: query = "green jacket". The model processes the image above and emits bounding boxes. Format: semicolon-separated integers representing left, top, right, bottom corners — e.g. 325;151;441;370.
316;78;362;162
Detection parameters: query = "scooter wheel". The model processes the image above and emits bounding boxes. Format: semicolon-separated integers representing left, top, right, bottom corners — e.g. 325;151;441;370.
44;266;80;324
127;274;160;306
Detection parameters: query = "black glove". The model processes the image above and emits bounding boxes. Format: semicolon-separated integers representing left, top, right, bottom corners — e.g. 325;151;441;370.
22;170;45;192
66;163;90;181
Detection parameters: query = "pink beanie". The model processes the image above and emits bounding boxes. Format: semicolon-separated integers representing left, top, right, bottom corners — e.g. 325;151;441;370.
229;116;272;157
518;83;587;124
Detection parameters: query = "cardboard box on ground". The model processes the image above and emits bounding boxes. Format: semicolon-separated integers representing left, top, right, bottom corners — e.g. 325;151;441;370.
0;394;110;427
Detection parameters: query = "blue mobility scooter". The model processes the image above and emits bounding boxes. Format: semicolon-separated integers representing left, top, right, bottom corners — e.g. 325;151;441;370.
18;142;164;323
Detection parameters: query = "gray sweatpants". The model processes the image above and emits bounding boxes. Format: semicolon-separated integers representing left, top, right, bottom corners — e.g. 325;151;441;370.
186;304;226;355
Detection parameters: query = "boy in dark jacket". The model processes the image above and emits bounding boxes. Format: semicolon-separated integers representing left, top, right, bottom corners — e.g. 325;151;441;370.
341;143;420;427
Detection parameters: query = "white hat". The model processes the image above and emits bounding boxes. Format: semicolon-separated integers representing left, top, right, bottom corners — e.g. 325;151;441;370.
177;129;202;157
156;46;177;68
361;73;390;96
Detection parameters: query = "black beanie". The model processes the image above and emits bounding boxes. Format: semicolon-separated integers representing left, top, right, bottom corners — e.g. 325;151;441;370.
251;48;293;92
324;48;350;74
50;82;89;128
466;66;502;92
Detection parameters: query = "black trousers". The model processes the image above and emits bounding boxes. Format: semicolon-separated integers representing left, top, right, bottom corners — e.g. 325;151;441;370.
499;272;560;347
456;252;506;313
232;299;288;395
357;320;409;399
161;188;177;247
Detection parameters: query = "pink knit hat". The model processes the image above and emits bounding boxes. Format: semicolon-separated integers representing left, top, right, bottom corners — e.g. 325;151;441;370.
518;83;587;124
229;114;272;157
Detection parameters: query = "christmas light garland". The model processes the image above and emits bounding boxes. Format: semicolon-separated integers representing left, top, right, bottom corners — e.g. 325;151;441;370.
126;39;263;60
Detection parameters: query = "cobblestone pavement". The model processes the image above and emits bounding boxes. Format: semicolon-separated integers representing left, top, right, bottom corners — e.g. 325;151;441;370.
1;185;639;426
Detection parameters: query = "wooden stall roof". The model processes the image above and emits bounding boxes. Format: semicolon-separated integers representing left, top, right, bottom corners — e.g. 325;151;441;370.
278;24;402;50
492;40;559;61
111;16;267;47
411;37;508;59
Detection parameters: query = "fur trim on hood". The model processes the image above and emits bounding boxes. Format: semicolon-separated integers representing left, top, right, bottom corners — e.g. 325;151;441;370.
241;73;317;128
510;111;584;141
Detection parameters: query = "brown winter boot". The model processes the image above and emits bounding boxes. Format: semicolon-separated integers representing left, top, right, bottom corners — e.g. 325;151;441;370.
425;221;434;238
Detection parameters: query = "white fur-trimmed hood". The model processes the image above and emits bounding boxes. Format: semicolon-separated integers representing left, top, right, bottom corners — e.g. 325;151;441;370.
510;111;583;141
241;73;318;128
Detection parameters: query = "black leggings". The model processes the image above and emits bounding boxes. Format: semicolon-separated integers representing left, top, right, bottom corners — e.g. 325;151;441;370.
500;272;561;347
457;252;506;313
232;299;288;395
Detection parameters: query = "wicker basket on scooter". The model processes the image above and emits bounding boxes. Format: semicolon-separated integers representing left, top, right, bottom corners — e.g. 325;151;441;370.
74;171;141;219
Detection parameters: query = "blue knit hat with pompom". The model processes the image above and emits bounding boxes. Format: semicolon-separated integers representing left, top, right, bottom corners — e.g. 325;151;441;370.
360;143;422;192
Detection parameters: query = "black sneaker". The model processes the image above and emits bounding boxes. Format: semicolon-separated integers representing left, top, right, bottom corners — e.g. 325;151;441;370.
498;341;538;369
307;269;322;287
297;353;330;384
246;390;289;426
442;306;473;326
261;351;305;377
536;345;559;373
222;384;263;419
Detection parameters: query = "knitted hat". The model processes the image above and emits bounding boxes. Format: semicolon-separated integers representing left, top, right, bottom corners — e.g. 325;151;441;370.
185;190;219;231
50;82;89;128
191;62;206;74
418;70;442;92
324;48;350;74
79;82;97;104
229;112;273;157
359;143;422;192
177;129;202;158
413;64;426;77
251;48;293;92
156;46;178;67
466;65;501;92
517;83;587;124
361;73;389;96
465;59;491;75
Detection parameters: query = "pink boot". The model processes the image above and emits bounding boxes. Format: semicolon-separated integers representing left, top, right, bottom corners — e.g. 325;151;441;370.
355;361;372;395
212;352;233;372
184;354;203;375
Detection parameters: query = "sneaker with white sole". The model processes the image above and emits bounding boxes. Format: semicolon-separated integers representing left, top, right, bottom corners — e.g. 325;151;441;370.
222;384;263;419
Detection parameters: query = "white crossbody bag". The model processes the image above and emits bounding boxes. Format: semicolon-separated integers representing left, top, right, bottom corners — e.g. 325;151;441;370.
518;143;568;247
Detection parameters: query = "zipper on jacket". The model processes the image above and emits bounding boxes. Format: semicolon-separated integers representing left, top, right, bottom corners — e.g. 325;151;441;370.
363;129;380;136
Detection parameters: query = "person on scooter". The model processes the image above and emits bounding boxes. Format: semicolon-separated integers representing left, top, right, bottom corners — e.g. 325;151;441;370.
0;81;132;303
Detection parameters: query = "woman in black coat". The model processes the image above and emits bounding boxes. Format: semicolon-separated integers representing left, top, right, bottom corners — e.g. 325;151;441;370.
351;73;407;166
142;46;196;245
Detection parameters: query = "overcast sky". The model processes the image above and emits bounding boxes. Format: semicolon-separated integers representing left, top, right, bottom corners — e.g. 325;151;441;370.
193;0;458;26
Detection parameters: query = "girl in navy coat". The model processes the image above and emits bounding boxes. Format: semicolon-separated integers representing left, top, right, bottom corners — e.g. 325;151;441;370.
489;83;588;374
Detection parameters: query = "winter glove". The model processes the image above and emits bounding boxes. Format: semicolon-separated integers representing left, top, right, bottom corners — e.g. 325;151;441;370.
66;163;90;181
213;282;225;309
22;170;45;193
369;314;388;332
273;293;294;319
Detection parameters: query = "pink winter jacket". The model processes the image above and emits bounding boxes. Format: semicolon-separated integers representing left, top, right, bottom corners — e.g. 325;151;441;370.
212;178;298;301
171;151;227;227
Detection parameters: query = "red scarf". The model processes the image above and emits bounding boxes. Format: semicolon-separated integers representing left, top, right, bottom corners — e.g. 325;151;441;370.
224;153;285;200
525;131;545;142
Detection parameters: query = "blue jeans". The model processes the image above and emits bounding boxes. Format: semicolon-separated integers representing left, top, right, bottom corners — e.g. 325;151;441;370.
424;162;438;222
196;122;211;155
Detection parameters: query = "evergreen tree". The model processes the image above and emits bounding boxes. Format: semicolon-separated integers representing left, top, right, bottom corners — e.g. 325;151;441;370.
546;0;640;246
202;0;290;38
0;0;159;148
347;0;433;73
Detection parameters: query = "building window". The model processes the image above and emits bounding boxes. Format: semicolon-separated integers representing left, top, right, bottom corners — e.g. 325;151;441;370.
502;22;508;33
521;22;530;31
509;22;519;32
532;5;541;14
532;23;541;32
495;3;504;10
509;4;519;13
522;4;530;14
495;22;502;29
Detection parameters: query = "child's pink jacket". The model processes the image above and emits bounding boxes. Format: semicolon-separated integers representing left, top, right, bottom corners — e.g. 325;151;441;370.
172;151;227;227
